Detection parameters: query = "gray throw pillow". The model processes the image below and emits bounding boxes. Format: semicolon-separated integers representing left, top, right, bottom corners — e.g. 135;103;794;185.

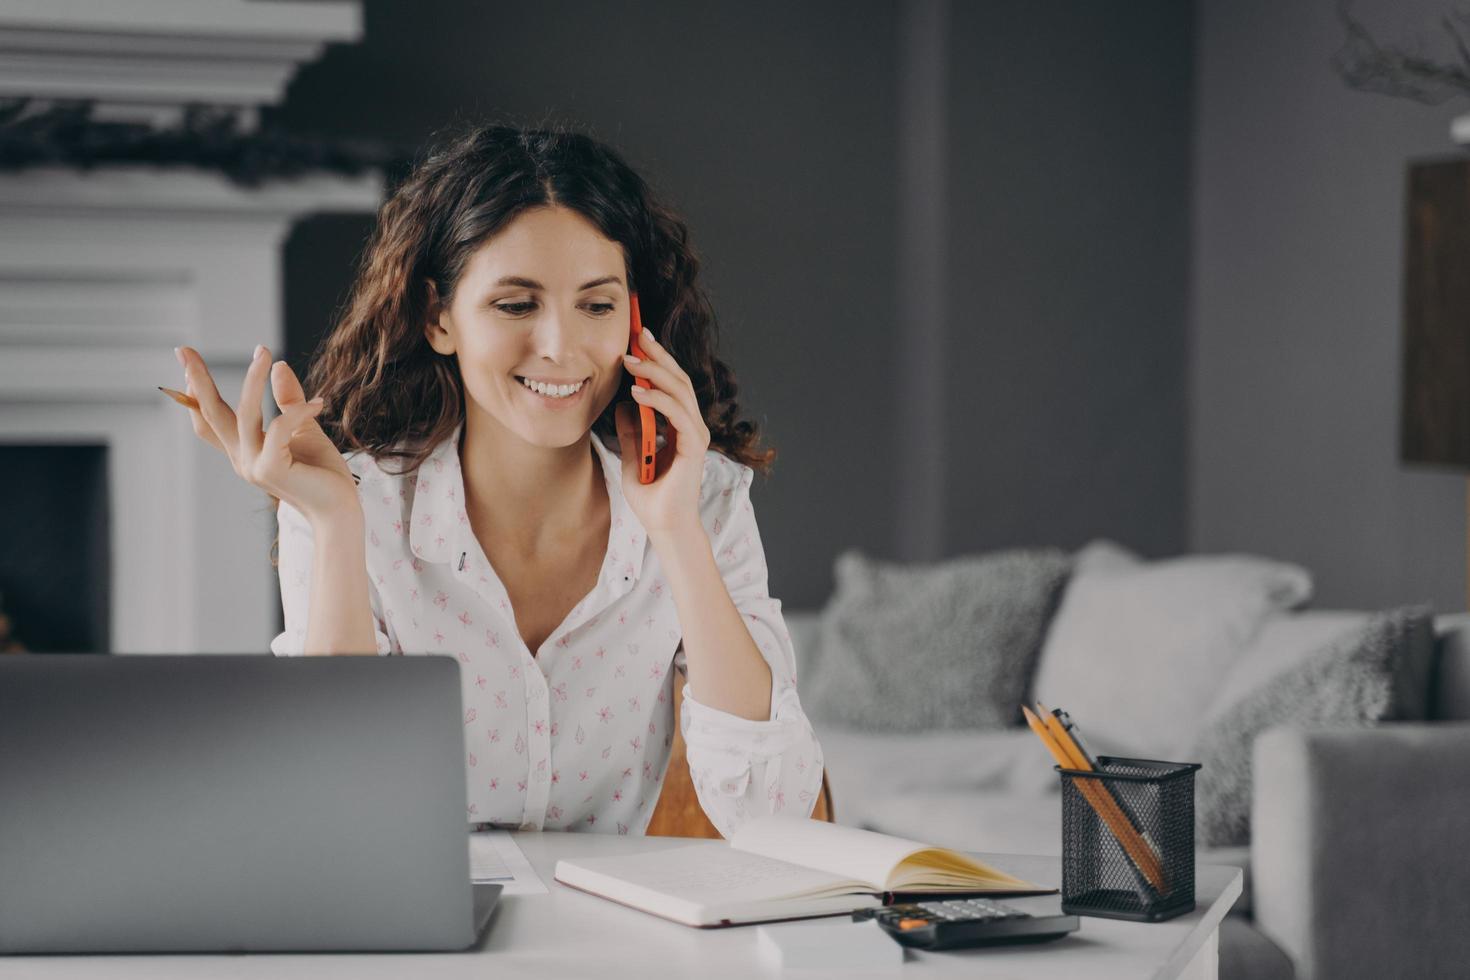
1193;604;1435;847
801;547;1073;732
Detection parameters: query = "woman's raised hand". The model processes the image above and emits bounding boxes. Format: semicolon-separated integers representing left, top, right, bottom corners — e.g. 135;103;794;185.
173;345;360;525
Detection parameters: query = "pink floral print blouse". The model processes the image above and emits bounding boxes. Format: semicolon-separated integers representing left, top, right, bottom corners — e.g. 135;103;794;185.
270;421;823;838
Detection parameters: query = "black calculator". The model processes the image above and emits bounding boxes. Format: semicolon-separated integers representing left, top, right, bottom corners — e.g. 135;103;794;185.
854;899;1079;950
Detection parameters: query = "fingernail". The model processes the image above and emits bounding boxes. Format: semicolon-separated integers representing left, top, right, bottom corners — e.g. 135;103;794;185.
624;353;641;363
308;396;324;407
253;344;266;362
174;346;184;367
643;330;658;345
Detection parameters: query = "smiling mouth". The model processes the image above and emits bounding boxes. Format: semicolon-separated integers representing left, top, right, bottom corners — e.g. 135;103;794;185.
514;376;590;399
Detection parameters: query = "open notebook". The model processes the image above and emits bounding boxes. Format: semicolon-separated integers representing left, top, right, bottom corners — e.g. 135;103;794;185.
553;816;1049;927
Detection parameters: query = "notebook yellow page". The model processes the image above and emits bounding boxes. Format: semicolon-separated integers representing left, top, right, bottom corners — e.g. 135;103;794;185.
729;817;1035;893
553;816;1043;927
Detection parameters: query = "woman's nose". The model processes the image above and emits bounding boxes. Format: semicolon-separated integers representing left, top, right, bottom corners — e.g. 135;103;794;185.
529;306;574;356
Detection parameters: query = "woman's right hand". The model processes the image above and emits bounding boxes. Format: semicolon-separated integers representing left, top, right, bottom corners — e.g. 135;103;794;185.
175;344;361;526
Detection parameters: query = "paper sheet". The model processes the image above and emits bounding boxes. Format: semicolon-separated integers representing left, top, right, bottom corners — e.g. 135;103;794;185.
469;830;547;895
757;920;904;971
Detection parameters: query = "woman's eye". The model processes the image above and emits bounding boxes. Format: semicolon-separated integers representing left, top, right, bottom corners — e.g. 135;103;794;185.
493;302;615;316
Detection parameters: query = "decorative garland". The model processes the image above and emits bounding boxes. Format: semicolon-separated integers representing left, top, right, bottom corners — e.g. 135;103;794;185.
0;98;410;188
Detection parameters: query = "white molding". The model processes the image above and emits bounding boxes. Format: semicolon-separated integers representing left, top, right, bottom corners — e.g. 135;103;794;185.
0;165;384;217
0;0;362;120
0;45;320;108
0;1;361;38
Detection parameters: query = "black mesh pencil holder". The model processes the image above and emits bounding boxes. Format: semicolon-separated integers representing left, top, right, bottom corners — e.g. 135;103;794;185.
1056;757;1201;923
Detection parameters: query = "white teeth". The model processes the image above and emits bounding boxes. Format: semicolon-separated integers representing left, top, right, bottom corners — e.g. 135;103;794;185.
519;377;584;398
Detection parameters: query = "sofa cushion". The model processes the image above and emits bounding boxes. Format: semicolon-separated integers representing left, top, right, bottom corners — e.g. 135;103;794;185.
815;725;1055;803
1030;539;1313;759
1219;914;1295;980
801;547;1072;731
853;788;1066;858
1192;604;1435;847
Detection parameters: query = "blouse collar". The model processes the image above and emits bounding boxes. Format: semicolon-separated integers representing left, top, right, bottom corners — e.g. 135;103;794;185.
408;421;648;588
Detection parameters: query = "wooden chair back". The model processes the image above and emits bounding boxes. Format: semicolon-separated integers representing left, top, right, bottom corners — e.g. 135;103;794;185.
646;682;832;838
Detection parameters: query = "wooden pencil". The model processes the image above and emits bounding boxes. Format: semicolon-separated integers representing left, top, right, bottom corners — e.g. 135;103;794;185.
158;386;200;410
1023;704;1166;892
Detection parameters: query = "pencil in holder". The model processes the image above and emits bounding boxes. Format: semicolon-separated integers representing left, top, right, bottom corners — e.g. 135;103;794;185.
1056;756;1201;923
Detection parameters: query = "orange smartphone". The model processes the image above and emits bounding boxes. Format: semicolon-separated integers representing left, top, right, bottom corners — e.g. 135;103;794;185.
628;292;657;484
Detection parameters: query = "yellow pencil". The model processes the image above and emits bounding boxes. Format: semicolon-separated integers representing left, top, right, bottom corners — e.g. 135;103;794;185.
158;386;200;410
1025;704;1166;892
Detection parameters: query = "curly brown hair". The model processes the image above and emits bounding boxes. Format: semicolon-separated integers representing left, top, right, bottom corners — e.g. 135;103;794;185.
268;122;777;565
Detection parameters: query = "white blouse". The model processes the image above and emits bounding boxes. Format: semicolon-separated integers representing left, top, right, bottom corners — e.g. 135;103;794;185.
270;420;824;838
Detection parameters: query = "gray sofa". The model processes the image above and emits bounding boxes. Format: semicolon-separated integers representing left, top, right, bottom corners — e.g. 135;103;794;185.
785;608;1470;980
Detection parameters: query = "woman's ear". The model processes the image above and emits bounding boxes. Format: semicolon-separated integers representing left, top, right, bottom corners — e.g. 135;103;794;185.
423;280;455;356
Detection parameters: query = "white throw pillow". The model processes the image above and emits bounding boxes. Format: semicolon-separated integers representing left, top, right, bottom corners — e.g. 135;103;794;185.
1029;540;1313;760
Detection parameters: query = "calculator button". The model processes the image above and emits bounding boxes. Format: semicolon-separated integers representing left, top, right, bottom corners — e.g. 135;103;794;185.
897;919;930;931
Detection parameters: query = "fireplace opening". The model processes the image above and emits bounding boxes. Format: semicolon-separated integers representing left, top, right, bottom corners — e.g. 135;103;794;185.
0;444;110;653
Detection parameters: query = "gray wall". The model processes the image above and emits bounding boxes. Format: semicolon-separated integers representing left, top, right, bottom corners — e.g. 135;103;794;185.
1190;0;1465;612
275;0;902;611
275;1;1196;611
944;0;1194;560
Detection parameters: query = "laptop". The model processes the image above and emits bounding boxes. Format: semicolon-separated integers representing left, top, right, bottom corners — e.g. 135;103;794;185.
0;653;499;953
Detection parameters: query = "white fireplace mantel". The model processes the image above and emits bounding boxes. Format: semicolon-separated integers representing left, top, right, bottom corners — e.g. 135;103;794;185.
0;164;383;653
0;0;362;128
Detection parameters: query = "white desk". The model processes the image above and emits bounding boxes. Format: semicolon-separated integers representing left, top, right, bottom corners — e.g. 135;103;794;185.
0;832;1242;979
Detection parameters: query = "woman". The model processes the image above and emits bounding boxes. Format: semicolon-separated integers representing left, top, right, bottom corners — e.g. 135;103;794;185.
170;123;823;838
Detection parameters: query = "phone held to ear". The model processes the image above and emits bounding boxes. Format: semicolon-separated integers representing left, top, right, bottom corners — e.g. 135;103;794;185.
629;292;657;484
